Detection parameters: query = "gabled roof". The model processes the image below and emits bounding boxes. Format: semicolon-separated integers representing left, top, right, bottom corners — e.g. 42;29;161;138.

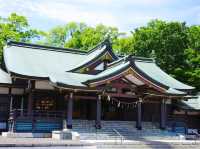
49;72;93;89
134;59;194;91
84;56;194;95
68;39;118;72
2;41;195;95
4;41;87;78
176;94;200;110
4;40;118;78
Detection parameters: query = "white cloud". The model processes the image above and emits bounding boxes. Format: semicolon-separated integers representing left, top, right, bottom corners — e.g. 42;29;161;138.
34;1;118;26
0;0;200;32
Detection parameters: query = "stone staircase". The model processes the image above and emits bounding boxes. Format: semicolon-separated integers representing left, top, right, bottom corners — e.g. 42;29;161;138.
72;120;180;140
97;142;200;149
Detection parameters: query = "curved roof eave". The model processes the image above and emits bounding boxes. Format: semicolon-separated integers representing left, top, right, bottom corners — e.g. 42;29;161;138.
84;61;167;93
68;42;118;72
165;88;186;96
49;81;98;92
84;61;130;85
9;71;49;80
0;68;12;85
132;59;195;91
84;57;194;96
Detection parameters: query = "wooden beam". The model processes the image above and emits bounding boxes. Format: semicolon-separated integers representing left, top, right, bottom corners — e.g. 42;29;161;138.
65;95;97;100
106;93;138;99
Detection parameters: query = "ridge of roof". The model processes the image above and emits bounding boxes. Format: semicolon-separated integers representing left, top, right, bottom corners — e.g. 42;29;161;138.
7;41;87;54
68;38;118;72
132;59;195;91
125;55;154;63
87;38;111;54
85;54;194;93
84;61;130;85
107;56;127;69
107;55;154;69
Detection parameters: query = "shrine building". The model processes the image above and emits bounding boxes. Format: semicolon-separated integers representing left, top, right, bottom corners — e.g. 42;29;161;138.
0;39;196;133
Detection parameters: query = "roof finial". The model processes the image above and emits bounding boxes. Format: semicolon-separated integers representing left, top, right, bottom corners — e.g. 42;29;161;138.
102;35;112;50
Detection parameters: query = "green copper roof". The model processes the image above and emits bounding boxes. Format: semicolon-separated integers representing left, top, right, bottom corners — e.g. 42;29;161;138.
166;88;186;95
4;45;87;78
49;72;93;88
134;60;194;90
85;61;130;84
69;45;107;72
3;41;195;94
177;94;200;110
85;56;194;94
0;68;12;84
69;40;118;72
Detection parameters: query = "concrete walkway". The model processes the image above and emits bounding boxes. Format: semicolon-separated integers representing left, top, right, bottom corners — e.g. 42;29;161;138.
1;136;200;148
0;136;95;147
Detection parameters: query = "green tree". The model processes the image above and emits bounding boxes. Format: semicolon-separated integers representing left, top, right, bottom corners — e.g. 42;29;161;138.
183;48;200;90
44;22;87;47
43;23;125;51
65;24;123;51
132;20;188;75
187;25;200;50
0;13;39;60
184;26;200;90
112;36;135;55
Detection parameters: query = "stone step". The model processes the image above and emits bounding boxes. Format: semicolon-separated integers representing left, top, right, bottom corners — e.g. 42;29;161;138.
71;120;179;140
97;144;200;149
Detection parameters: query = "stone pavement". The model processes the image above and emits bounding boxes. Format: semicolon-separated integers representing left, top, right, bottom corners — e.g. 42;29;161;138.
1;136;200;149
0;136;95;147
96;140;200;149
0;147;95;149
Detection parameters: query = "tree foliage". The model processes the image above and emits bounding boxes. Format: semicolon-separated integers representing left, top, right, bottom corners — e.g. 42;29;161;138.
42;23;123;51
131;20;200;90
0;13;39;59
65;24;123;51
132;20;188;73
43;22;87;47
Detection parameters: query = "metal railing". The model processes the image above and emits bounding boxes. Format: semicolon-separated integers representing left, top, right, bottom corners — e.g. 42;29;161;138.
112;128;125;144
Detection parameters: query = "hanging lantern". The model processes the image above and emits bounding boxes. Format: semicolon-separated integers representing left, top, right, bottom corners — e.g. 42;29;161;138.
107;95;110;101
118;102;120;107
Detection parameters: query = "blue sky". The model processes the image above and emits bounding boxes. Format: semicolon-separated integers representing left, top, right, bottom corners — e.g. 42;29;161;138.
0;0;200;33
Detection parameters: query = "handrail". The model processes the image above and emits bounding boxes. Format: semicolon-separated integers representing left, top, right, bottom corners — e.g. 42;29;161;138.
9;109;64;119
112;128;125;144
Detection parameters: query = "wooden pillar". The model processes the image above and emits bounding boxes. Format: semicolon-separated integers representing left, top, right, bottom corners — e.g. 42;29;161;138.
27;91;33;116
9;88;13;113
9;88;15;132
27;80;34;116
95;95;101;129
20;96;24;116
67;92;73;129
160;99;166;129
136;98;142;130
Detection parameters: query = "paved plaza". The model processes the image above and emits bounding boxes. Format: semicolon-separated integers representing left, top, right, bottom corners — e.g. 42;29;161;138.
0;147;95;149
1;136;200;149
